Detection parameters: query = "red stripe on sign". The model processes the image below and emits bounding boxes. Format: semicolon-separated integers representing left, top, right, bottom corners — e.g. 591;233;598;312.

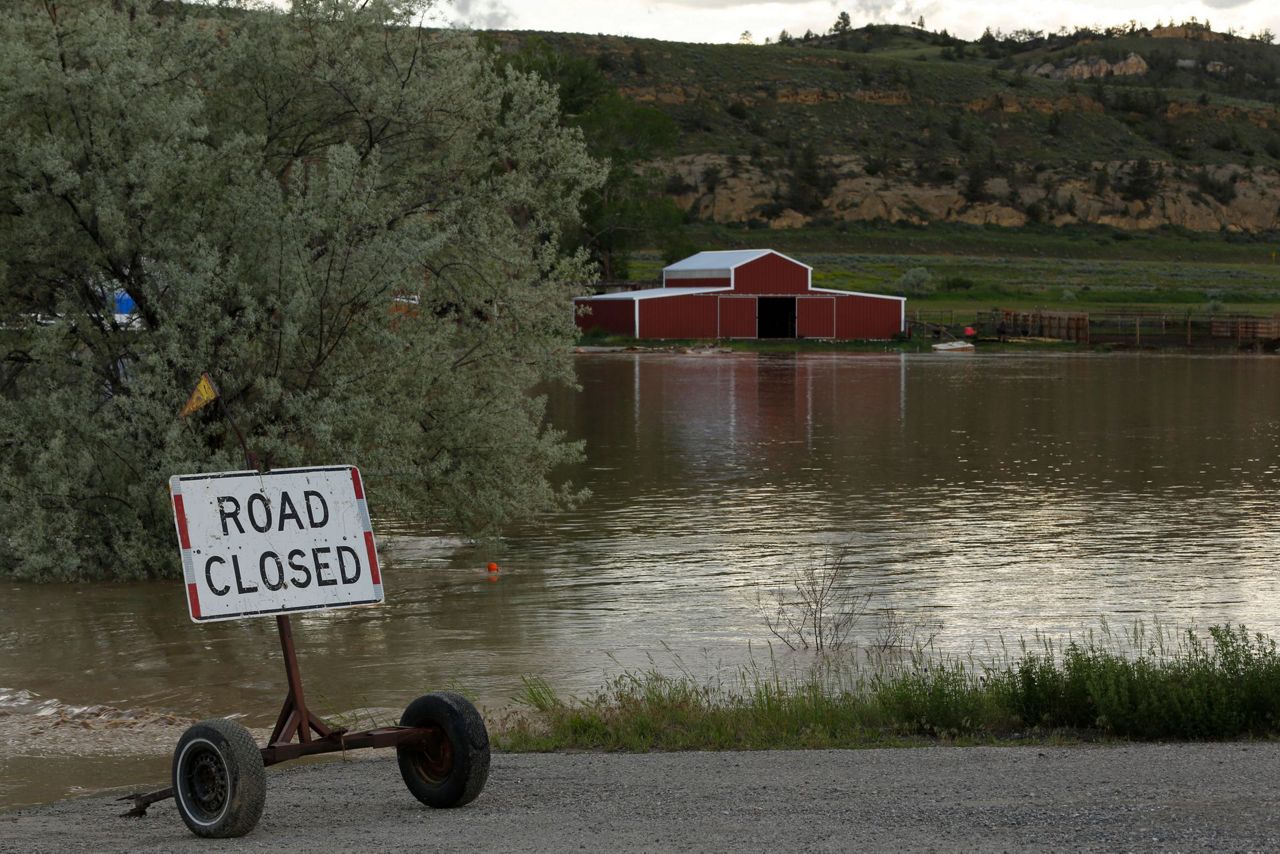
187;583;202;619
350;467;364;500
364;531;381;585
173;494;191;550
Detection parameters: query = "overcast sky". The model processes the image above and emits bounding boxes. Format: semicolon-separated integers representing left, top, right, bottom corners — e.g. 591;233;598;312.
447;0;1278;44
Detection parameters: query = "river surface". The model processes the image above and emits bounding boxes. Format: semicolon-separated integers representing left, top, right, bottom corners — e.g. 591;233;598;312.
3;352;1279;808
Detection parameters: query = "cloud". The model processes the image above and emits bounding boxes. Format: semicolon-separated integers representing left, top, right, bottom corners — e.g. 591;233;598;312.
492;0;1280;42
650;0;831;6
451;0;514;29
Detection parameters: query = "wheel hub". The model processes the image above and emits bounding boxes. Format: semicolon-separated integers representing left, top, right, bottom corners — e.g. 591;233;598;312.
413;735;454;782
188;751;228;814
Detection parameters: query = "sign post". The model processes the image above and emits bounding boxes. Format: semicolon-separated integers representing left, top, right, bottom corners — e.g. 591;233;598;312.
119;462;489;838
170;465;384;754
170;466;383;622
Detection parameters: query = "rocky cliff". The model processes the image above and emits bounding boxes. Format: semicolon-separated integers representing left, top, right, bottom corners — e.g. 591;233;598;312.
664;154;1280;233
1028;53;1150;80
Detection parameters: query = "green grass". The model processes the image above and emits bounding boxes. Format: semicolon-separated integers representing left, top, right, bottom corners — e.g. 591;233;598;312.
495;624;1280;751
681;221;1280;265
624;223;1280;315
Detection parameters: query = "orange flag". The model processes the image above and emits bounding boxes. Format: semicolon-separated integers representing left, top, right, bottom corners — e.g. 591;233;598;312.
179;373;219;418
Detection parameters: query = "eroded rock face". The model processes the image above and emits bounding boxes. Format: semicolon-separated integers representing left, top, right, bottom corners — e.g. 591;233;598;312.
1030;53;1149;80
964;94;1104;114
1162;100;1278;129
659;153;1280;233
1149;25;1225;42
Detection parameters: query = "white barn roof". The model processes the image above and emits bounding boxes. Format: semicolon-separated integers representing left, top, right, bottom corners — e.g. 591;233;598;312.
662;249;813;281
663;249;771;274
576;286;726;301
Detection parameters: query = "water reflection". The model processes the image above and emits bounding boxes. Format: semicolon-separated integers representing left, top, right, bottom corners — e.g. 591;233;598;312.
3;352;1279;806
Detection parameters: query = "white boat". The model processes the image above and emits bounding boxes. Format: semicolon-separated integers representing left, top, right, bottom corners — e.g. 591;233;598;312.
931;340;975;353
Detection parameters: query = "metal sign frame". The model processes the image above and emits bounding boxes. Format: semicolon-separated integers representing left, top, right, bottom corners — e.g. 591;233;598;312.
170;466;383;622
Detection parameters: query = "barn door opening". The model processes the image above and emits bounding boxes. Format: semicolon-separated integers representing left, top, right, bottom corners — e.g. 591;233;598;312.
757;297;796;338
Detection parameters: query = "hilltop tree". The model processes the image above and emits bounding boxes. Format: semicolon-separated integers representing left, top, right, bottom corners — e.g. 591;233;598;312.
831;12;852;35
0;1;604;581
508;39;681;281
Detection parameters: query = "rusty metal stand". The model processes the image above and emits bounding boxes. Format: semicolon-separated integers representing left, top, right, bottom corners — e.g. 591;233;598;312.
122;399;438;820
121;615;438;817
264;615;336;755
258;614;436;763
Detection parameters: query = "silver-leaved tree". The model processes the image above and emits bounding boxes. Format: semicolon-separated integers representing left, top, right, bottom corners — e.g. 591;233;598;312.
0;1;605;580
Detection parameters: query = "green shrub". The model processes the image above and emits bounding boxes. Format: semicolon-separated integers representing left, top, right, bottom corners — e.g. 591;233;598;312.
940;275;975;291
498;624;1280;751
897;267;935;296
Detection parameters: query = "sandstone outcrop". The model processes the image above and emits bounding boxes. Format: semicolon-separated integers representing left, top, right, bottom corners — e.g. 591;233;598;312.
660;153;1280;233
964;94;1104;114
1149;25;1224;42
1029;53;1149;80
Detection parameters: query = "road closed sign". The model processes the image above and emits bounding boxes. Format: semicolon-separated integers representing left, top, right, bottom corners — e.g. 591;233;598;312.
170;466;383;622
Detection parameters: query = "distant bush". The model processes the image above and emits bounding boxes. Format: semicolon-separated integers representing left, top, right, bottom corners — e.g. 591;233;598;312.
939;275;975;291
701;165;722;192
1119;158;1160;202
755;200;787;219
1195;169;1237;205
664;174;696;194
897;267;935;296
963;162;989;203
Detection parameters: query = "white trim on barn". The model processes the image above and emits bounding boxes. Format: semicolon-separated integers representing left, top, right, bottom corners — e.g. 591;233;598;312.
809;286;906;302
579;286;729;300
661;249;815;286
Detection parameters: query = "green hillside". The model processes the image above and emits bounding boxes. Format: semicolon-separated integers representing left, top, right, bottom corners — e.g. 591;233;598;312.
489;22;1280;316
509;23;1280;167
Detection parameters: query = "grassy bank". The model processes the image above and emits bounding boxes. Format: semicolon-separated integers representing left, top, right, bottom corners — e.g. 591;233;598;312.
495;624;1280;751
624;224;1280;315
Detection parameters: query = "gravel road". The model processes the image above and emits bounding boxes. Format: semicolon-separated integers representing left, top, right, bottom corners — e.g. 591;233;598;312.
4;743;1279;852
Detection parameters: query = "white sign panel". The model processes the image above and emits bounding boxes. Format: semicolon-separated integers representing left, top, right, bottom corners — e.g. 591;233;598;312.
170;466;383;622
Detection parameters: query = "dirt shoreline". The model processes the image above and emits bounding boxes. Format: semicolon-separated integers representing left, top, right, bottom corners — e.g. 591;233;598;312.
4;743;1280;852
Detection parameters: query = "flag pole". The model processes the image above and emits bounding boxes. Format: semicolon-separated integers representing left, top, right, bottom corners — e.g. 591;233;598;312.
206;375;256;471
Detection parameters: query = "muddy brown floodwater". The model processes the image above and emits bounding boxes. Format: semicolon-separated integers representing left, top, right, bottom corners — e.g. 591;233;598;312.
3;353;1279;808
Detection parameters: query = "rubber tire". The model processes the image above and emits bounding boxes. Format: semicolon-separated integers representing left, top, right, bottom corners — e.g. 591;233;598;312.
172;718;266;838
397;692;490;808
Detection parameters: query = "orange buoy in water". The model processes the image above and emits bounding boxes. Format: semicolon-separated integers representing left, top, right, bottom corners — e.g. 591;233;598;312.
487;562;499;573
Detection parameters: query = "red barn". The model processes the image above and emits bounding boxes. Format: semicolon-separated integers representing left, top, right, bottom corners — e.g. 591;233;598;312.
574;250;904;341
